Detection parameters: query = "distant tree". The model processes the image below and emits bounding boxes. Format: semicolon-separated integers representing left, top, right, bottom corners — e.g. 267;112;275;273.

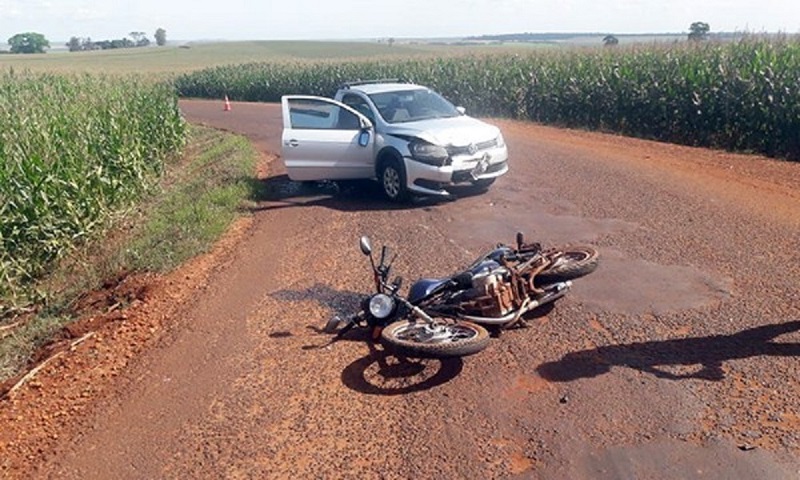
155;28;167;46
113;38;134;49
81;37;98;50
66;36;83;52
688;22;710;42
603;35;619;47
388;37;395;47
8;32;50;54
130;31;151;47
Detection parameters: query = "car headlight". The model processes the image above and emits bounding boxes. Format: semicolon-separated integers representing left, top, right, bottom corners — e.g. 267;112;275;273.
368;294;395;319
408;140;449;167
496;133;506;149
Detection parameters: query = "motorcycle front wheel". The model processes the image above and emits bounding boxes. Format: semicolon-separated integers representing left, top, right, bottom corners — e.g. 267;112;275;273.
537;246;600;283
380;320;489;359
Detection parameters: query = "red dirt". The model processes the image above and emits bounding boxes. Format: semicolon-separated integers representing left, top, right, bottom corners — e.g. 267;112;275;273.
1;99;799;479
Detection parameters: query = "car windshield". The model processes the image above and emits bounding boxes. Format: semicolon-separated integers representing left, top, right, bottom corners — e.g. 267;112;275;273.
368;89;460;124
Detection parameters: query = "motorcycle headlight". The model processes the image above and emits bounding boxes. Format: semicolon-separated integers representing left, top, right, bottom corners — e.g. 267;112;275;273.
368;294;395;319
408;140;449;166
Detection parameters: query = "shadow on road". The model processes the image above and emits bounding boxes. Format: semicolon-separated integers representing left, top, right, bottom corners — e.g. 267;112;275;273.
300;317;464;396
537;320;800;382
341;341;463;396
270;283;363;320
248;174;489;212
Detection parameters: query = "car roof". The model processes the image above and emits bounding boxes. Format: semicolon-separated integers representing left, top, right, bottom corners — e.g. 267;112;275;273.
346;83;427;95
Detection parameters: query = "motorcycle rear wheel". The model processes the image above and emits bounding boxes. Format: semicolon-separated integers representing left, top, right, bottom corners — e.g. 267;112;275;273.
538;246;599;283
381;320;489;359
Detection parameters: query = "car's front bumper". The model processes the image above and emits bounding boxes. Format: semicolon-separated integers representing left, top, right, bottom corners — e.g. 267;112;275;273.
403;145;509;196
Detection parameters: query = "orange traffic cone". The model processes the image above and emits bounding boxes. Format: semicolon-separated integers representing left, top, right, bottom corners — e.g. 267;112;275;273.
223;95;232;112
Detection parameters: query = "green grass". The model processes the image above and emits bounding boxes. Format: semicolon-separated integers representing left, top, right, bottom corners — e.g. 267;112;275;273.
0;126;258;382
121;128;257;273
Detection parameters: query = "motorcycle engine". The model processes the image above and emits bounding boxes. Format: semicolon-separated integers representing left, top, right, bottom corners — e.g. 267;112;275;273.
461;264;516;317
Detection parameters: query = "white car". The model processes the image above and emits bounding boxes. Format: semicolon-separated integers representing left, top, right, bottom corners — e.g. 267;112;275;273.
280;80;509;201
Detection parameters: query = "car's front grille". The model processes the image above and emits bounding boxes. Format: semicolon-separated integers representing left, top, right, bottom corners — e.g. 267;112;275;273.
446;139;497;156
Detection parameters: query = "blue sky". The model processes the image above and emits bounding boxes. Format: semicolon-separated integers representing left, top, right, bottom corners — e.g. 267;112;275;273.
1;0;798;41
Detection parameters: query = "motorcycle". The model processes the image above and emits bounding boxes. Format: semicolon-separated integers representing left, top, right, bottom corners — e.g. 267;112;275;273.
325;233;599;358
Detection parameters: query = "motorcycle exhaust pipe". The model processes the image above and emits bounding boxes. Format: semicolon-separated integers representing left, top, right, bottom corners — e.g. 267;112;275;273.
460;281;572;325
530;281;572;311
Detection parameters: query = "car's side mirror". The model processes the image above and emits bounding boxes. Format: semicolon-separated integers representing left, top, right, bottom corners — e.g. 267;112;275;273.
358;118;373;147
358;130;371;147
456;106;466;115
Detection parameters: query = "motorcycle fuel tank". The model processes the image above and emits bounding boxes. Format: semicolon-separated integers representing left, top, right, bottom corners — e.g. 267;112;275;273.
408;278;450;304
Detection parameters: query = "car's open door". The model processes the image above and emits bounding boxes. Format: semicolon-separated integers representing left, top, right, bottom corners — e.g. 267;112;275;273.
280;96;374;181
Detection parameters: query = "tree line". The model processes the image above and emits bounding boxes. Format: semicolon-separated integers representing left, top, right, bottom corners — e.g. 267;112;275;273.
67;29;167;52
4;28;167;54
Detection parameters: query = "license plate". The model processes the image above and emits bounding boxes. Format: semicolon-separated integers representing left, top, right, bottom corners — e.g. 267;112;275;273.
471;155;490;179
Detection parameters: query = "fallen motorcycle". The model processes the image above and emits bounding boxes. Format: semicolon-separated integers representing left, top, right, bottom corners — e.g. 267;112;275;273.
325;233;598;358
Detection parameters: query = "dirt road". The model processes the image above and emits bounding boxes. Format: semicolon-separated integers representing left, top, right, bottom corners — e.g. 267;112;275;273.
3;100;800;479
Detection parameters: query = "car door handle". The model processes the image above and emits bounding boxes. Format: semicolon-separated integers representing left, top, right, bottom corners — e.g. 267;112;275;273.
285;139;299;147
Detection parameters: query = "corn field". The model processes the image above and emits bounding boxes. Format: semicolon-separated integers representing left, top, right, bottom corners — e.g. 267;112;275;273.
176;37;800;160
0;72;186;304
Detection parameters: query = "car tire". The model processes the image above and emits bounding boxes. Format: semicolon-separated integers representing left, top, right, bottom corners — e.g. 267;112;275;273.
379;159;409;202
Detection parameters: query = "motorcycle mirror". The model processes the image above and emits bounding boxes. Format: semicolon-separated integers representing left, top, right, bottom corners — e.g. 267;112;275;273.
359;236;372;256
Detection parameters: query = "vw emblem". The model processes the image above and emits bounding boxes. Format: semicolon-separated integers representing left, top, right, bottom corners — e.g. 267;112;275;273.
468;143;478;155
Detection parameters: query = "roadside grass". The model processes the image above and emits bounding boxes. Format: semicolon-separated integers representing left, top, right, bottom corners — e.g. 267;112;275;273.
118;128;256;272
0;126;258;382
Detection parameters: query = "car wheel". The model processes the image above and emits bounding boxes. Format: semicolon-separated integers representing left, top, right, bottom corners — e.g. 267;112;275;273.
470;177;496;189
380;160;409;202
